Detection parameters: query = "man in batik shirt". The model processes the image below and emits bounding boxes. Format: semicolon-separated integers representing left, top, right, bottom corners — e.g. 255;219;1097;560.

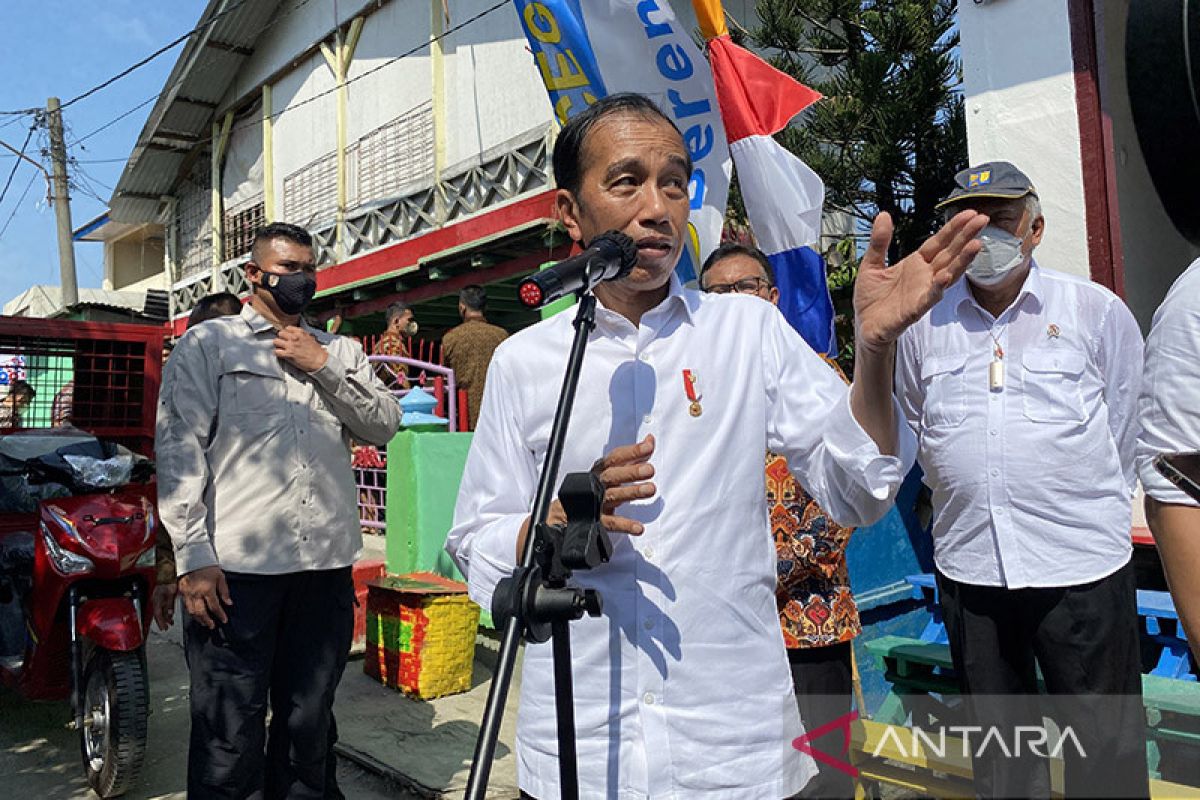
702;243;859;800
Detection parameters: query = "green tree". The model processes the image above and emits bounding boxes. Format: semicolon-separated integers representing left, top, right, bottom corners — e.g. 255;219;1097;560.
727;0;965;367
750;0;967;260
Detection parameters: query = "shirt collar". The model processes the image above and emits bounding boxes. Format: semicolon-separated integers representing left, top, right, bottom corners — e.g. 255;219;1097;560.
594;270;700;330
241;301;275;334
240;300;326;339
953;259;1045;317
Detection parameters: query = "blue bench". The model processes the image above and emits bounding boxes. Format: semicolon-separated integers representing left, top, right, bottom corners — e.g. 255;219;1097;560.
903;573;1195;681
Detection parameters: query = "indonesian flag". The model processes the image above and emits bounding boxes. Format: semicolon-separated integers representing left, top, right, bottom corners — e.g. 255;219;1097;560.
693;1;837;355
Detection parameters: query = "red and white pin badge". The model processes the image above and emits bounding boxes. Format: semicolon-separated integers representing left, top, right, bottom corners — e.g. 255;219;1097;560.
682;369;702;417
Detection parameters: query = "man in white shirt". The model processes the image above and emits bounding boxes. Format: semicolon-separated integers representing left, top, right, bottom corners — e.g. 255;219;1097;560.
447;92;988;799
895;162;1147;799
1138;257;1200;661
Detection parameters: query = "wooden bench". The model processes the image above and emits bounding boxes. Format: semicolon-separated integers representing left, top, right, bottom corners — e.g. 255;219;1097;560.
861;634;1200;792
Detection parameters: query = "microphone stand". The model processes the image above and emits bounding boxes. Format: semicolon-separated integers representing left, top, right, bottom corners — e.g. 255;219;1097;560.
464;290;612;800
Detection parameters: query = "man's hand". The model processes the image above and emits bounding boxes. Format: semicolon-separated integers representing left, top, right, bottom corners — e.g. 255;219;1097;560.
178;565;232;629
151;582;178;631
516;435;658;558
591;434;657;535
853;210;989;350
275;326;329;372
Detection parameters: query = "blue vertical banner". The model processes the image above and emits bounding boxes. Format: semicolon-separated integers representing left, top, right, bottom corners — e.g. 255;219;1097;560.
512;0;607;125
512;0;732;281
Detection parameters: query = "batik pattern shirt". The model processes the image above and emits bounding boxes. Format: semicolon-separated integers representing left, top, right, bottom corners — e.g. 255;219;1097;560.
768;451;861;648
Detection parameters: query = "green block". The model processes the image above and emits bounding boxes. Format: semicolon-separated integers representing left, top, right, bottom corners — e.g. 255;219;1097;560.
367;613;401;649
383;429;496;629
399;619;414;653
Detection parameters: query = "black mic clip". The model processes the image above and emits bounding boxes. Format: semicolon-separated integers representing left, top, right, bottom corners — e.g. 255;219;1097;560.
491;471;610;643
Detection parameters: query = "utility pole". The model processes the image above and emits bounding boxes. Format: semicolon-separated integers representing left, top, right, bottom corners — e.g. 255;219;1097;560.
46;97;78;309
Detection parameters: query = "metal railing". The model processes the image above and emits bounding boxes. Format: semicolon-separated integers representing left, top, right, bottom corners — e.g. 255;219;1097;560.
354;355;459;534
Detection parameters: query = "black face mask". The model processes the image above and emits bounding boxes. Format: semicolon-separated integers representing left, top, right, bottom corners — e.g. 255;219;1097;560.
259;269;316;315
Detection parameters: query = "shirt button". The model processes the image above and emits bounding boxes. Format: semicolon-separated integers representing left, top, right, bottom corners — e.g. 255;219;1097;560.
643;617;654;630
639;353;651;363
643;546;654;560
990;429;998;436
643;692;655;705
643;414;652;425
990;469;999;477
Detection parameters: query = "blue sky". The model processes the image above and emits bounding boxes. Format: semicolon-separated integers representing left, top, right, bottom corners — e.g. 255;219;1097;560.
0;0;208;303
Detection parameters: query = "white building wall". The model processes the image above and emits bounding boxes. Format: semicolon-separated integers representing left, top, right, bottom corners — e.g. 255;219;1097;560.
442;0;554;170
344;0;434;145
957;0;1090;280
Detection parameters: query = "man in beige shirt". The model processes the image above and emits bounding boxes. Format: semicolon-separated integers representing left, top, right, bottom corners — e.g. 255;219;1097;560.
156;222;401;798
441;284;508;429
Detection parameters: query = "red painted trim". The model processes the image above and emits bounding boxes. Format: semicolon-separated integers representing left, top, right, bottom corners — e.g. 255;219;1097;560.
1067;0;1124;295
316;190;560;293
329;246;572;321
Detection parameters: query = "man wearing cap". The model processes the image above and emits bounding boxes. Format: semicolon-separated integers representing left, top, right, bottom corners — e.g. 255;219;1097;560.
894;162;1147;798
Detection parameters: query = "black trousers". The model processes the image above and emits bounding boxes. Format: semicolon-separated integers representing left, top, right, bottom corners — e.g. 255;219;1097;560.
937;563;1149;799
185;567;355;800
790;642;855;800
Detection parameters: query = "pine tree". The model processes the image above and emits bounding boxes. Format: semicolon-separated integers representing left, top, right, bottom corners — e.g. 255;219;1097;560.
747;0;967;261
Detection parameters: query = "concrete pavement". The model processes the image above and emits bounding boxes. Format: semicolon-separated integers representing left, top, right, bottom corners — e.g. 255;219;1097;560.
0;625;425;799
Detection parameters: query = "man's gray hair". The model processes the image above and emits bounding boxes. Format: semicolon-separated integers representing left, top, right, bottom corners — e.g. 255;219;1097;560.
1026;194;1042;219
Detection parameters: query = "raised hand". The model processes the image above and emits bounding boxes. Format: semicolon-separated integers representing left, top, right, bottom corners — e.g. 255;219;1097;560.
854;210;988;350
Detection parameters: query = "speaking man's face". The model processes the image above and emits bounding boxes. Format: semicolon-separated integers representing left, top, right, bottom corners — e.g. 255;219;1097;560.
556;113;692;293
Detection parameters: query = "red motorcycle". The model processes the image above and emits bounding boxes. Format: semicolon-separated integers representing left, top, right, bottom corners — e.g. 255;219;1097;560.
0;430;156;798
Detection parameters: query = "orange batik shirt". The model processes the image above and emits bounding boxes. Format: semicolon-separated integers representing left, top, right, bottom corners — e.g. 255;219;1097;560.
766;451;861;648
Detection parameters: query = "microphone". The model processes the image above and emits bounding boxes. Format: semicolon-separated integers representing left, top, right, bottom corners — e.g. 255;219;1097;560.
518;231;638;308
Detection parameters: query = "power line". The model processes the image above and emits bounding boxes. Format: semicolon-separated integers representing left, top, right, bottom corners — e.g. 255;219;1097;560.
214;0;511;149
59;0;252;111
0;124;37;210
0;171;40;239
72;96;157;146
69;0;319;148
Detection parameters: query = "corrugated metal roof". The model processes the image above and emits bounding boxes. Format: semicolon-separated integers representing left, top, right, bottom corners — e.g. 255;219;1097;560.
110;0;283;224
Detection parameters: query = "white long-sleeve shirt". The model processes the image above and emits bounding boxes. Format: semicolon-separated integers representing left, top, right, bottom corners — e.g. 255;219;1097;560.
156;303;402;575
895;263;1144;589
1138;257;1200;507
446;276;914;799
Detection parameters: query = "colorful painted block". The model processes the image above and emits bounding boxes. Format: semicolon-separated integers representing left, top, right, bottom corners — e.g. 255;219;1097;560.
362;572;480;699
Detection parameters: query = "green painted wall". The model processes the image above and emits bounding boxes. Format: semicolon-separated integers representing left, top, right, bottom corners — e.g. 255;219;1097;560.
385;430;474;580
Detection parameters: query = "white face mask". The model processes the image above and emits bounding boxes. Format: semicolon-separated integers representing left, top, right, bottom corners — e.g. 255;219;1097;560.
967;225;1029;287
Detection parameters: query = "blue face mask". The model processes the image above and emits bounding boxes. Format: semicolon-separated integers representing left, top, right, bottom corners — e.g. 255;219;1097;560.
259;269;316;315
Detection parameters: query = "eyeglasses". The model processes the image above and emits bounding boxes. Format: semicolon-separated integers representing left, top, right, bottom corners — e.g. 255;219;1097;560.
703;276;772;295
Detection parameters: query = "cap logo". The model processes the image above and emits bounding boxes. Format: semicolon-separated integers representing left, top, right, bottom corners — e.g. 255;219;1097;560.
968;170;992;188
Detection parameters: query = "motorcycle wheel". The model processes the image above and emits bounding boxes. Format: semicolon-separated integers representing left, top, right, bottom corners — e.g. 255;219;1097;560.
79;648;149;798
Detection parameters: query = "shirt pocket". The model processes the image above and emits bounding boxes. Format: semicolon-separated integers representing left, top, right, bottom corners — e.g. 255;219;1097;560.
920;352;969;428
1020;349;1087;424
220;358;285;418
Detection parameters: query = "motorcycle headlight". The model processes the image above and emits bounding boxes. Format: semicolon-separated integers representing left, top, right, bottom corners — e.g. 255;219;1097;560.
40;523;94;576
135;547;156;569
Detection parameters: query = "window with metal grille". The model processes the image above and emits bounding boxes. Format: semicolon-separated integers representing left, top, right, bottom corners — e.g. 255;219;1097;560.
176;160;212;279
223;198;265;261
283;152;338;228
356;102;435;207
